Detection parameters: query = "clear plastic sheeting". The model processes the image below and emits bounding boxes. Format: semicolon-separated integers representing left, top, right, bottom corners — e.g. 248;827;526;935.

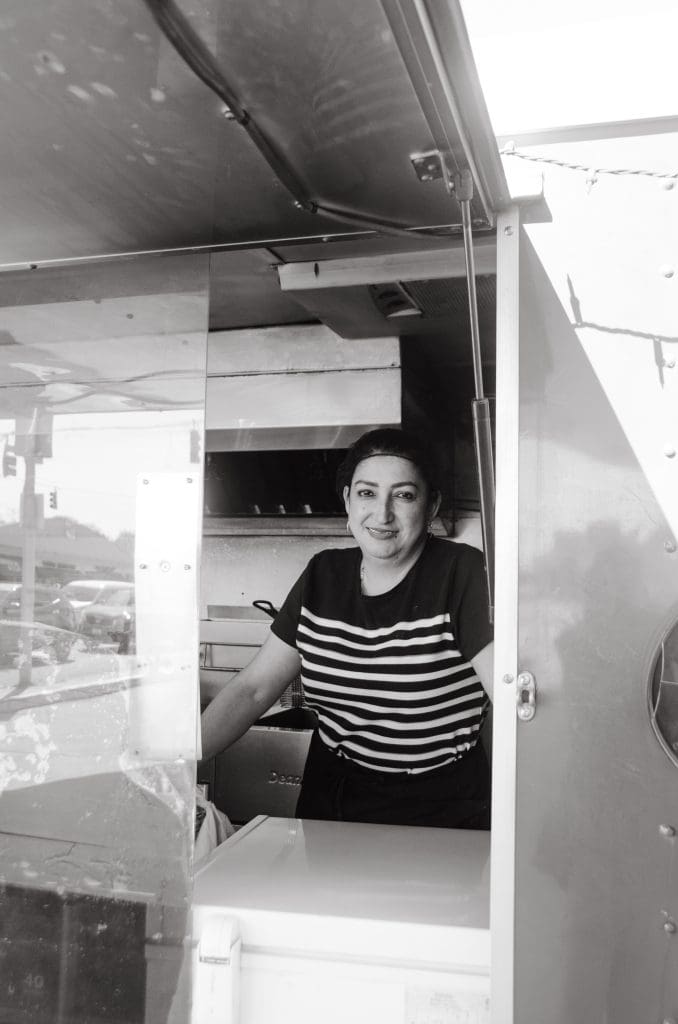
0;253;209;1023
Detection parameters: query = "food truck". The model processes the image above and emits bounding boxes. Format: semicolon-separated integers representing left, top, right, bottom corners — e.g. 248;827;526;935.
0;1;676;1022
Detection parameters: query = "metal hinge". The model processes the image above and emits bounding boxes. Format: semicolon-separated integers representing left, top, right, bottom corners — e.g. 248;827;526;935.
516;671;537;722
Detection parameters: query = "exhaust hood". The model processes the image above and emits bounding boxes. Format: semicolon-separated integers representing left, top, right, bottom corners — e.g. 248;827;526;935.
276;240;496;340
205;325;401;452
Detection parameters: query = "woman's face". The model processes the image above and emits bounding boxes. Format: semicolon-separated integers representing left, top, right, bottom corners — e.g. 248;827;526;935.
343;454;440;564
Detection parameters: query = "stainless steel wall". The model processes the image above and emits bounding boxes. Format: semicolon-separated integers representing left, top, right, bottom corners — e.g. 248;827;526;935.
513;132;678;1023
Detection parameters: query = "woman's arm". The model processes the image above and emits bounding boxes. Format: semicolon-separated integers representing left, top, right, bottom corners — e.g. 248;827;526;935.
471;641;494;701
200;632;302;761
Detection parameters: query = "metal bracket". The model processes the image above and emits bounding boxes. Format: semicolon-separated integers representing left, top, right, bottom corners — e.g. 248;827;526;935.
410;149;447;183
516;671;537;722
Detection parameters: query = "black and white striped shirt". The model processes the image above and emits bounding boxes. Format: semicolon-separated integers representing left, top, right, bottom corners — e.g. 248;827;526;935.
272;538;492;774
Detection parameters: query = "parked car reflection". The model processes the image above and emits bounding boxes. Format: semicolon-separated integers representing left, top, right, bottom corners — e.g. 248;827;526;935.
61;579;127;628
0;584;77;664
80;585;135;654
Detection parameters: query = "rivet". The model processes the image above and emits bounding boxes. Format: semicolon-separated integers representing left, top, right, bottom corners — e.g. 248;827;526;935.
142;478;149;485
662;179;675;190
659;824;676;837
665;540;677;554
187;477;193;483
138;563;147;570
184;564;191;570
664;357;676;369
663;919;677;935
504;225;513;236
660;265;675;279
502;673;514;685
664;446;676;459
518;672;531;686
160;561;170;572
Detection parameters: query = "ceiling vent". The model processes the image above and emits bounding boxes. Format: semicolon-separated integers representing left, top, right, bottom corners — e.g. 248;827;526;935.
368;276;496;323
369;283;422;320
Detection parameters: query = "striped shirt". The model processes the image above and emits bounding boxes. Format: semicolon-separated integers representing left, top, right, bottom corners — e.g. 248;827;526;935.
272;538;492;774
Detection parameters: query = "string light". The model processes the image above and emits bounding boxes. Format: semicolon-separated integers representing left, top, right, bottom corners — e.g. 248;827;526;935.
500;144;678;186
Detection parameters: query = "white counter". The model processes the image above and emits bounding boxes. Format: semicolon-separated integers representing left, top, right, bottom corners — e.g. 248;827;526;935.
192;815;491;1024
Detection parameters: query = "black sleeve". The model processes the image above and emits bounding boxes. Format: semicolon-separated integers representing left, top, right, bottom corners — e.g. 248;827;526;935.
269;562;309;649
449;545;493;662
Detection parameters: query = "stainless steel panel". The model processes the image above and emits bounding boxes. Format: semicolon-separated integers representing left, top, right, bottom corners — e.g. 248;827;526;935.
514;133;678;1023
0;0;501;265
213;725;313;824
0;0;224;263
0;252;209;1023
207;326;400;375
209;0;491;234
208;249;313;331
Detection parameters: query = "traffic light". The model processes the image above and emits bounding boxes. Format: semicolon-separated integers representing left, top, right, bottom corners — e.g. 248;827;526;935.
2;443;16;477
49;488;58;509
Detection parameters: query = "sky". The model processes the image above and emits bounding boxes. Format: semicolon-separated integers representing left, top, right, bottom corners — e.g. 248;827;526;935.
0;412;201;541
460;0;678;135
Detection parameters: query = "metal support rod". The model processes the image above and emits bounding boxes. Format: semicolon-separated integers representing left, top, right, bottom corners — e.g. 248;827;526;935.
455;169;495;622
472;398;495;622
457;181;485;400
19;452;36;689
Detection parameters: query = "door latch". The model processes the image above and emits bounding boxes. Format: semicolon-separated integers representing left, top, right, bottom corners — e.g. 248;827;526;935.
516;671;537;722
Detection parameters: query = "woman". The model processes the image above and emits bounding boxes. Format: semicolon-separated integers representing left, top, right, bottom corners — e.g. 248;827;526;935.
201;428;494;828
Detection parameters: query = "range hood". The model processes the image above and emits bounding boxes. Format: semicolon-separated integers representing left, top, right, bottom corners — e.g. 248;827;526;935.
276;238;496;340
205;325;401;452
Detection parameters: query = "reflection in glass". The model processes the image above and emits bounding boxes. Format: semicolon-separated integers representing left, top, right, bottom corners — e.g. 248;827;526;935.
649;618;678;766
0;254;209;1023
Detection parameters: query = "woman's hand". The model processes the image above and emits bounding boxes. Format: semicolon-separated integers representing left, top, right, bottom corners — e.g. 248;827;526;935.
200;632;302;761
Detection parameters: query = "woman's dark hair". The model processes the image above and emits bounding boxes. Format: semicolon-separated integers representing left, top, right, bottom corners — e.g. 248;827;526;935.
336;428;441;499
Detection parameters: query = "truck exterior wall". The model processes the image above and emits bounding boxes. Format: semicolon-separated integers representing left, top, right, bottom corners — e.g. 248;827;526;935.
501;130;678;1023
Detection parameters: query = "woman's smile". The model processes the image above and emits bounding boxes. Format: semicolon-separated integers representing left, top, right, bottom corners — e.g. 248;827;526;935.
366;526;397;538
